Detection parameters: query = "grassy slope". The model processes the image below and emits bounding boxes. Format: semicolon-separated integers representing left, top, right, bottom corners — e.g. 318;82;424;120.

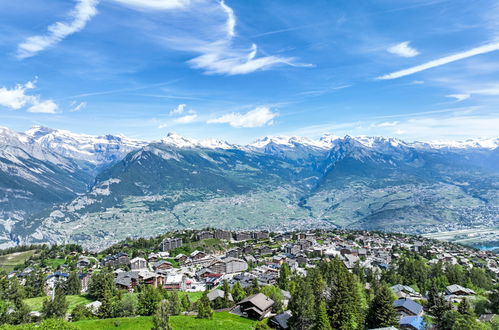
0;250;37;272
74;312;257;330
24;295;93;312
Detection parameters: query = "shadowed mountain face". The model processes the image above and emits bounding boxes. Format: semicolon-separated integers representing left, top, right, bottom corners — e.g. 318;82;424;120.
1;127;498;249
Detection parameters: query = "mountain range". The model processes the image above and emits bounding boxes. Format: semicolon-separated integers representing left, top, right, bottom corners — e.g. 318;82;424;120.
1;126;498;249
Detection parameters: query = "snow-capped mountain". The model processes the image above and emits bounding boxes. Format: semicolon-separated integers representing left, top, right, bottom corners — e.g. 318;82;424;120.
160;132;235;150
1;125;498;248
25;126;147;166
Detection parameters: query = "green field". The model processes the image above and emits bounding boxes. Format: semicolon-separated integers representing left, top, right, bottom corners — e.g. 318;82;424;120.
0;250;37;272
24;295;94;312
74;312;257;330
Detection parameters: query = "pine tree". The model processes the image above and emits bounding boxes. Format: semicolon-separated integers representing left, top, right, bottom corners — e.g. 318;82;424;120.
315;300;332;330
196;293;213;319
64;272;82;296
277;263;291;290
168;291;182;315
138;285;162;316
366;285;399;329
152;299;172;330
326;259;365;330
98;287;114;318
288;278;316;330
231;281;246;303
181;294;191;311
42;285;69;319
457;298;473;316
430;294;452;329
221;280;234;308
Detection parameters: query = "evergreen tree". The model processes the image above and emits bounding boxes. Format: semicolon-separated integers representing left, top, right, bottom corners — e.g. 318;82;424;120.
64;272;82;296
288;278;316;330
366;285;399;329
260;285;284;314
221;280;234;308
315;300;332;330
231;281;246;303
25;271;45;298
88;270;115;300
152;299;172;330
457;298;473;316
168;291;182;315
98;288;115;318
42;286;69;319
196;293;213;319
71;304;94;321
430;294;452;329
489;289;499;314
181;294;191;311
325;259;365;330
138;285;162;316
277;263;291;290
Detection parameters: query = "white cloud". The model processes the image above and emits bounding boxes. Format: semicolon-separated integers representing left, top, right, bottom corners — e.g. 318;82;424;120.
27;100;59;114
219;0;235;38
387;41;420;57
174;114;198;124
207;106;278;128
169;103;187;115
447;94;470;102
110;0;190;10
376;121;399;127
17;0;99;59
0;80;59;114
377;41;499;80
69;101;87;112
188;43;307;75
0;81;36;109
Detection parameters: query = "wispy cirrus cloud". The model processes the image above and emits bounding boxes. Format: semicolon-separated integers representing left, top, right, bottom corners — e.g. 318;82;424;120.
16;0;99;59
110;0;190;11
377;41;499;80
387;41;419;57
447;94;470;102
207;106;278;128
69;101;87;112
0;80;59;114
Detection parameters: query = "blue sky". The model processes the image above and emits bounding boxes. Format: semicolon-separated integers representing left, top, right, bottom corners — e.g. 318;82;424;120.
1;0;499;143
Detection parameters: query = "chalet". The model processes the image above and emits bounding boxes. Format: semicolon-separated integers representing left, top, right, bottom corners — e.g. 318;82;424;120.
130;257;148;270
237;293;274;319
391;284;421;299
45;272;69;291
257;246;273;256
101;252;130;267
148;253;159;263
161;237;183;252
269;311;291;329
226;248;241;258
190;250;207;260
206;289;233;306
164;274;184;290
115;271;139;291
252;231;269;240
445;284;475;296
399;315;426;330
298;239;313;250
283;243;300;255
205;273;223;289
209;257;248;274
242;245;254;255
393;298;423;317
197;231;214;241
138;270;164;287
76;257;91;268
153;260;173;271
235;232;252;241
214;230;232;240
175;254;189;264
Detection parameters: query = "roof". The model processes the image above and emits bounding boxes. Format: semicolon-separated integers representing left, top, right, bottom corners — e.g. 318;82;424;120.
393;298;423;315
270;311;291;329
391;284;416;294
446;284;475;295
238;293;274;311
206;289;233;301
130;257;147;263
399;316;425;330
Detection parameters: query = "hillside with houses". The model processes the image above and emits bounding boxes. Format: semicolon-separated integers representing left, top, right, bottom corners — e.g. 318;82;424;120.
0;229;498;329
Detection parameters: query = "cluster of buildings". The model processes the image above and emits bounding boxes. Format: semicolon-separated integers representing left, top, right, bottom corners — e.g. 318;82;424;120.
5;228;498;328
